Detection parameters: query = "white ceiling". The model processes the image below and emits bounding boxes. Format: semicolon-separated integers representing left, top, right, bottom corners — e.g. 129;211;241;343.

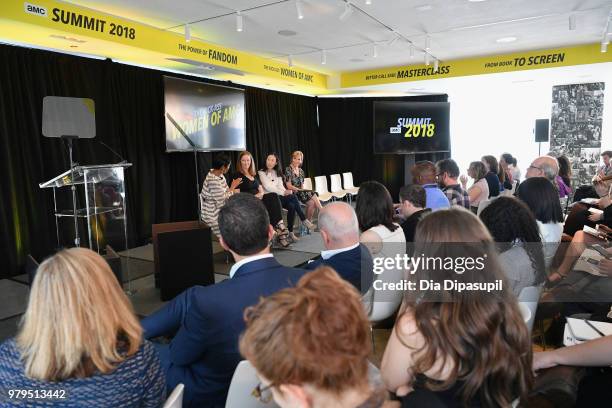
64;0;612;74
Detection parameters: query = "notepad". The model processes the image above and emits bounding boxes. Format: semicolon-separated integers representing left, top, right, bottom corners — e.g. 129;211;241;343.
563;318;612;346
581;198;600;205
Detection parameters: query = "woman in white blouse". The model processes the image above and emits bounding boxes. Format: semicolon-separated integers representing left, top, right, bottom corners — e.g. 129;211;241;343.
460;161;490;214
259;153;314;241
200;155;242;237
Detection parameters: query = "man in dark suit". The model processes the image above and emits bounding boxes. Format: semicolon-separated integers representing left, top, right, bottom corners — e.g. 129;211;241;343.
305;202;373;293
141;194;305;407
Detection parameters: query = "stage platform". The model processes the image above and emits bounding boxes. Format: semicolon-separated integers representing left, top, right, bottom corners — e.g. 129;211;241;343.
0;231;324;341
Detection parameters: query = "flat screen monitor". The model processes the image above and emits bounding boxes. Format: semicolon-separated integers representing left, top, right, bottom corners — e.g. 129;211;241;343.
164;76;246;152
373;101;450;154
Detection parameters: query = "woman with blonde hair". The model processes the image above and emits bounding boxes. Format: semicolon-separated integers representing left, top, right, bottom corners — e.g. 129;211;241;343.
0;248;165;407
381;208;533;407
240;266;398;408
460;161;489;213
284;150;322;222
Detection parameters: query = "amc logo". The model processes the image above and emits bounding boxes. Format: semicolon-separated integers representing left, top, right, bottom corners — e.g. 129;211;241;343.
24;2;48;17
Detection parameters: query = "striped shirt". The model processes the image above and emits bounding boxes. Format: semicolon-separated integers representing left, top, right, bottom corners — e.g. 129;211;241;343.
200;170;232;237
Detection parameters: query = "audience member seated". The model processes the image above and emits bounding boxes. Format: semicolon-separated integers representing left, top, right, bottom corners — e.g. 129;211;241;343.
593;150;612;197
411;161;450;211
480;197;546;296
460;161;489;213
563;195;612;237
526;155;559;184
200;154;242;238
534;335;612;406
517;177;564;269
240;267;399;408
381;208;533;407
500;153;515;188
284;150;322;222
481;155;502;197
305;202;373;293
234;150;291;247
548;227;612;301
557;155;573;198
258;152;314;241
436;158;470;209
0;248;166;407
357;181;407;315
506;154;521;182
398;184;431;243
141;194;306;407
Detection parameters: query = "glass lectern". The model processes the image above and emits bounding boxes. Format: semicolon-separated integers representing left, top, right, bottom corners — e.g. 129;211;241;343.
39;163;131;253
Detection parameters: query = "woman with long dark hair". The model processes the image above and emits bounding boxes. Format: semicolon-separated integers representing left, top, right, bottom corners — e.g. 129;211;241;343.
480;196;546;296
381;208;533;407
481;155;502;197
258;153;314;241
556;155;572;198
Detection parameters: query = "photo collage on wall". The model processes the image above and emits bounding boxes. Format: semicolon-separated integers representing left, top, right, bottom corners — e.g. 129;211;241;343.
549;82;605;187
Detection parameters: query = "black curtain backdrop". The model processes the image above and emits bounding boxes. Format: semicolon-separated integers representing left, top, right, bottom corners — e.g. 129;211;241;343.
0;44;318;278
0;43;448;278
316;95;449;200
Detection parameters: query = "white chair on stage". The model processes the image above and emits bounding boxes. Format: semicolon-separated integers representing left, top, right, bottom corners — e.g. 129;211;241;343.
302;177;313;191
226;360;278;408
330;174;348;201
162;384;185;408
314;176;334;204
342;172;359;203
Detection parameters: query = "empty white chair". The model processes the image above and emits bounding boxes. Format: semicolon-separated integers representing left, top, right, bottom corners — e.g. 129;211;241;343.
518;285;542;334
314;176;334;203
163;384;185;408
226;361;278;408
476;198;492;216
329;174;347;200
302;177;313;191
342;172;359;197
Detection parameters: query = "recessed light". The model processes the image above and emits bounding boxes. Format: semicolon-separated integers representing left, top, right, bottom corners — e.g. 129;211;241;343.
278;30;297;36
415;5;433;11
496;36;517;43
350;58;364;62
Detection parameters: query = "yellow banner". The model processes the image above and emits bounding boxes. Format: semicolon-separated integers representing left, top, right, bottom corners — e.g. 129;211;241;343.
342;43;612;88
2;0;328;89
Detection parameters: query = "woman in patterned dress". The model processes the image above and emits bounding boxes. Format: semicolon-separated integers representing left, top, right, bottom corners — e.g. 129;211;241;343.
284;150;322;222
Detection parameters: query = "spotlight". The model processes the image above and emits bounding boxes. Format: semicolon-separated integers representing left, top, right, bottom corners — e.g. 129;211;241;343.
236;12;243;32
288;55;293;67
433;59;439;72
409;44;415;58
321;50;327;65
366;0;372;4
339;3;353;21
602;41;608;53
373;43;378;58
425;35;431;50
425;53;430;66
569;14;576;30
296;0;304;19
185;24;191;42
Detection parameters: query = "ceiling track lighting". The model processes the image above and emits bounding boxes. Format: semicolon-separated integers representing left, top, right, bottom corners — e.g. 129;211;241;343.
184;24;191;42
409;44;415;58
433;59;439;72
425;35;431;51
387;32;399;47
296;0;304;20
321;49;327;64
236;11;243;32
339;2;354;21
373;43;378;58
425;53;430;66
569;14;576;30
288;55;293;67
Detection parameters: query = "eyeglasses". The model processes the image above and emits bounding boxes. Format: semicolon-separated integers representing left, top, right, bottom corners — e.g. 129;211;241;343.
528;165;543;171
252;382;274;403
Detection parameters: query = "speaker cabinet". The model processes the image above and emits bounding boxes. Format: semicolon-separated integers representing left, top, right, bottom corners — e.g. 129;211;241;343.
153;221;214;301
535;119;550;142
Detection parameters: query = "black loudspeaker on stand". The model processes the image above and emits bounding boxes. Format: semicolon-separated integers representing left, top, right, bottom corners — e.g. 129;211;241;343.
535;119;549;156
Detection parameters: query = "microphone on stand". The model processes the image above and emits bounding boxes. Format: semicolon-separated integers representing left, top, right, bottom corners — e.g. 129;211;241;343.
98;140;127;163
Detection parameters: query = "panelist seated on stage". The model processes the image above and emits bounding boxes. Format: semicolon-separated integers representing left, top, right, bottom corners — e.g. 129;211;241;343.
140;194;306;408
305;201;373;293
